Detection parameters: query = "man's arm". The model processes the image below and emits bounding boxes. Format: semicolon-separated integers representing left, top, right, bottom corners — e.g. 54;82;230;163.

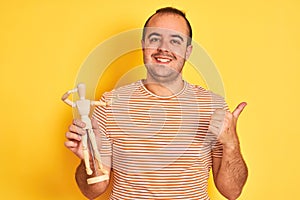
75;160;111;199
212;145;248;199
209;102;248;200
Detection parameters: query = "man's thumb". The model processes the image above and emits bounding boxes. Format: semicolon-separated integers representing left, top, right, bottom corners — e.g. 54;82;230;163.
233;102;247;119
91;118;100;129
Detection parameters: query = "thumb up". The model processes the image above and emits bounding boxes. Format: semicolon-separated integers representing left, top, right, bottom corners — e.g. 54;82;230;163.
208;102;247;147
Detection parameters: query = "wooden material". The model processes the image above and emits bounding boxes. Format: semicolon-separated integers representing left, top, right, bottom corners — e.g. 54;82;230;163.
62;83;110;184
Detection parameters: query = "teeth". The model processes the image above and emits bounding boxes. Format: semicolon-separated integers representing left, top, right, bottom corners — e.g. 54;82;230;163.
157;58;171;63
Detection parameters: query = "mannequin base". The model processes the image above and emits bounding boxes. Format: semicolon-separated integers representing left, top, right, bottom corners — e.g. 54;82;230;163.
87;174;109;185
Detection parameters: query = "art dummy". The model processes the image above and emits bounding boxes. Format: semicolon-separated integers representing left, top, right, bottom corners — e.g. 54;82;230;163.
62;83;109;184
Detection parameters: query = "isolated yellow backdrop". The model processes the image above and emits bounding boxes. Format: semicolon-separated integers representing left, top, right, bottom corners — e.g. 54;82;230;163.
1;0;299;199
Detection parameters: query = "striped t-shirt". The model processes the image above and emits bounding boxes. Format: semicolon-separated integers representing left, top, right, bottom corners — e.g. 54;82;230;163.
93;80;228;200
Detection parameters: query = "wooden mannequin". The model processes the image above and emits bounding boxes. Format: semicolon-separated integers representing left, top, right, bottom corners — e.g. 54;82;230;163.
62;83;109;184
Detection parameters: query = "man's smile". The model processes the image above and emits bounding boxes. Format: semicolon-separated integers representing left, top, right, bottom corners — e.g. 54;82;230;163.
152;53;176;64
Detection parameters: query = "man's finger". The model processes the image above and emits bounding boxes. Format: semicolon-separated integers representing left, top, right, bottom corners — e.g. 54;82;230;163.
64;140;79;148
232;102;247;119
211;109;226;121
66;131;82;141
73;119;86;128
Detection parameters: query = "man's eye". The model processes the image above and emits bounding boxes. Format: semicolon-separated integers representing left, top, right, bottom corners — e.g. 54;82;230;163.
149;37;160;42
171;39;181;45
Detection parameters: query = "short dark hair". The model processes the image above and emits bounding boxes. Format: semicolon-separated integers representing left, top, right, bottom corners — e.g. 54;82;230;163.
142;7;193;45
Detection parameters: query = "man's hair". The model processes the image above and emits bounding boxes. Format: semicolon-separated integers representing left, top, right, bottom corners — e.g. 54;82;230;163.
142;7;193;45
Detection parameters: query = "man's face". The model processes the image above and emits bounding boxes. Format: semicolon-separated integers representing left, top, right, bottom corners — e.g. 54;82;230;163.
142;14;193;83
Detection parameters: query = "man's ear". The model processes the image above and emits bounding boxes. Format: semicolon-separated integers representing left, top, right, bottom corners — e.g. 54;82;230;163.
141;39;145;50
185;44;193;60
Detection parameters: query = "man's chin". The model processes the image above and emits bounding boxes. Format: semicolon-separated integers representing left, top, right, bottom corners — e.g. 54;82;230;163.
147;62;171;68
149;72;180;83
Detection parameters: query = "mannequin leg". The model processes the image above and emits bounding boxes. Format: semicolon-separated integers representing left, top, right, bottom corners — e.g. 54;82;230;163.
87;129;108;175
82;133;93;175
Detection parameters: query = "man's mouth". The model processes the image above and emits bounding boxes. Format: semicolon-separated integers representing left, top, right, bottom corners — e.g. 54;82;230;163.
156;57;172;63
153;54;175;64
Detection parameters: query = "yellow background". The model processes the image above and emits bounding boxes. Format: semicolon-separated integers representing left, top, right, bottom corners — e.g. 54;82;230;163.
1;0;299;199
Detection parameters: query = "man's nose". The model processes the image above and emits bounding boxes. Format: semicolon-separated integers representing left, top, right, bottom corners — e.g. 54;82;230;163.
157;39;170;52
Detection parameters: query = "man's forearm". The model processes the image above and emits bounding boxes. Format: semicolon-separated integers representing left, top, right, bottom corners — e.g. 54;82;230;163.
215;145;248;200
75;160;109;199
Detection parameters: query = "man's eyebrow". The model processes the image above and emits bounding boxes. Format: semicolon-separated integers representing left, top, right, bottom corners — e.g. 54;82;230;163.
148;32;161;38
147;32;184;42
170;34;184;42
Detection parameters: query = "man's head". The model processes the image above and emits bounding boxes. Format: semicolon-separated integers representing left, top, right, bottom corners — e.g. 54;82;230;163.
141;7;193;84
142;7;192;46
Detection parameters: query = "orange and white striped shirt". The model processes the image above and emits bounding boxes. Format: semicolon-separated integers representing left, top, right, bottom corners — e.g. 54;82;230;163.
93;80;228;200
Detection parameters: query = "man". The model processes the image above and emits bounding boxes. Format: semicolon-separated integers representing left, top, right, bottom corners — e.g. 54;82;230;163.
65;7;248;200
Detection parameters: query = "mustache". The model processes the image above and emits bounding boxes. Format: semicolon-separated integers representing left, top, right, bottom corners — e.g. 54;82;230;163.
152;52;177;60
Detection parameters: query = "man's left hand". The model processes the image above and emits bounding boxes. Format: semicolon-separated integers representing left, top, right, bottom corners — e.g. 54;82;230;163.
208;102;247;149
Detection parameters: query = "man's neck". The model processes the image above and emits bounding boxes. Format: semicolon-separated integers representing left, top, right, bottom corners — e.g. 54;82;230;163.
142;78;184;97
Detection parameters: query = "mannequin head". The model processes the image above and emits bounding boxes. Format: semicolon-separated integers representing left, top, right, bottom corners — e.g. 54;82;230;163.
77;83;86;100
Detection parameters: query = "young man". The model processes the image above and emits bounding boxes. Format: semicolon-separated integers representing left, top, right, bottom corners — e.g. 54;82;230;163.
65;7;248;200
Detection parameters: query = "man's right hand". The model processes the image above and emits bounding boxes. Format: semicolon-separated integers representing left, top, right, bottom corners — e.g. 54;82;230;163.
65;119;87;159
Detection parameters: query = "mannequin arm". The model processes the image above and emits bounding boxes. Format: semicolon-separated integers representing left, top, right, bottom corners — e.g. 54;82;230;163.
91;100;108;107
61;88;78;107
91;95;118;107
